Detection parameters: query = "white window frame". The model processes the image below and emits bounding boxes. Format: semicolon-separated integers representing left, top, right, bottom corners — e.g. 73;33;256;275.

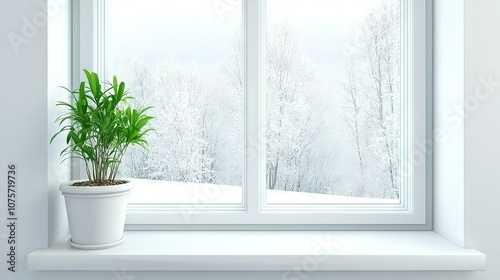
72;0;432;228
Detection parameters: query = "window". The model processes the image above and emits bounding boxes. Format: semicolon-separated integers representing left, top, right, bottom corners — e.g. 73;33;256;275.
104;0;244;205
75;0;431;226
265;0;402;205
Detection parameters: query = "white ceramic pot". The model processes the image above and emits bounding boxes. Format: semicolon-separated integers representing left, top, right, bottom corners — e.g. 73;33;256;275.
60;180;133;249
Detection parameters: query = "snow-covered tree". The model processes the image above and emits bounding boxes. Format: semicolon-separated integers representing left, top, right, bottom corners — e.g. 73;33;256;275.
344;0;400;198
117;0;401;200
266;23;323;192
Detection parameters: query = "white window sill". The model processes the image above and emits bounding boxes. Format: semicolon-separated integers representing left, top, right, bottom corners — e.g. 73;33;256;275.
28;231;485;271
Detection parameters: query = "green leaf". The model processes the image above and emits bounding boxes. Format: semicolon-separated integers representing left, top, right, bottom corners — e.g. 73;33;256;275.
82;145;94;159
134;116;153;130
51;69;154;182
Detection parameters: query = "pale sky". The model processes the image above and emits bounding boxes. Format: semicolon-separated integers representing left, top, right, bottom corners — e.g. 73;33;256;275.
267;0;386;83
104;0;388;82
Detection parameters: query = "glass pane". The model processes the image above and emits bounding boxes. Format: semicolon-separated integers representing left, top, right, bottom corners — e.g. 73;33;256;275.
104;0;244;204
266;0;401;204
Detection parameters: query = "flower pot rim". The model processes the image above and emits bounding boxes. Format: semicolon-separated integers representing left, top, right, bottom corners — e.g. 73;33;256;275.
60;180;133;194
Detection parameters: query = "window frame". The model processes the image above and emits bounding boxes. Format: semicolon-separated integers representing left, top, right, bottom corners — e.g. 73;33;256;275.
72;0;433;228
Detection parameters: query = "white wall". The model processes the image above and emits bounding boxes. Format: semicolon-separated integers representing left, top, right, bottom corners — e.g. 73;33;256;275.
1;0;500;279
0;0;49;279
47;0;72;246
464;0;500;279
433;0;465;247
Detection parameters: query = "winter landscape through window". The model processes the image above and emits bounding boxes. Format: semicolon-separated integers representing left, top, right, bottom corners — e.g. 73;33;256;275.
104;0;404;206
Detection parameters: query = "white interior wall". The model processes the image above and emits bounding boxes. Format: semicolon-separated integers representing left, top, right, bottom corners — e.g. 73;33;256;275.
433;0;465;246
0;1;49;279
47;0;71;246
464;0;500;279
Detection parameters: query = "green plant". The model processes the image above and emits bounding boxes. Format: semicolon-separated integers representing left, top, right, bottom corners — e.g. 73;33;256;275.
51;69;153;185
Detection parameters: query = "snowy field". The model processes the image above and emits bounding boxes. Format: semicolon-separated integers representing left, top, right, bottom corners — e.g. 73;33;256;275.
127;179;399;205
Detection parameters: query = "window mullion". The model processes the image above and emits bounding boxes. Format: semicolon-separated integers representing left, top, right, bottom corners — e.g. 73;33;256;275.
244;0;265;215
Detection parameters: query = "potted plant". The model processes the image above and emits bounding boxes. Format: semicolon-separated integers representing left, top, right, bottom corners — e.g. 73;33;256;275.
51;69;153;249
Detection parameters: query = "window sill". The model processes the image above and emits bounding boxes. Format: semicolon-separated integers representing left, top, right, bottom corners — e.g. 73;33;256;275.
28;231;485;271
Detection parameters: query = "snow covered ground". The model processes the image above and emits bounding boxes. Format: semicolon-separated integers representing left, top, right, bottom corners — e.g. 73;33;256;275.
127;179;399;204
